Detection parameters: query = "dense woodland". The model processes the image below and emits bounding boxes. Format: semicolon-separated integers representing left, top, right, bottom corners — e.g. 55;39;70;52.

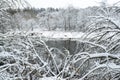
3;5;118;32
1;0;120;80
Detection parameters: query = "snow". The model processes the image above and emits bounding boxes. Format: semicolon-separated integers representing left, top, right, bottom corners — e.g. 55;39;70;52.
29;30;85;39
40;77;65;80
0;51;12;57
108;63;120;69
8;30;85;40
89;53;119;58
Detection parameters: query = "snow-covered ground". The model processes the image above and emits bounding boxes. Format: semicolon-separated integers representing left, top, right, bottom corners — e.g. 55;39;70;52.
28;30;85;39
40;77;65;80
8;30;85;39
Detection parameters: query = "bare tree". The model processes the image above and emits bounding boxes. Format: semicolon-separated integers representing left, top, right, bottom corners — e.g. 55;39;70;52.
0;0;31;33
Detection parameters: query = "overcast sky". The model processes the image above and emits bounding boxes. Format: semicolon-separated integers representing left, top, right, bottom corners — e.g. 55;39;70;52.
26;0;120;8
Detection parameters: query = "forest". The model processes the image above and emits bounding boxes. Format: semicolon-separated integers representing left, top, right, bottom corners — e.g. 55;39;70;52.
0;0;120;80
